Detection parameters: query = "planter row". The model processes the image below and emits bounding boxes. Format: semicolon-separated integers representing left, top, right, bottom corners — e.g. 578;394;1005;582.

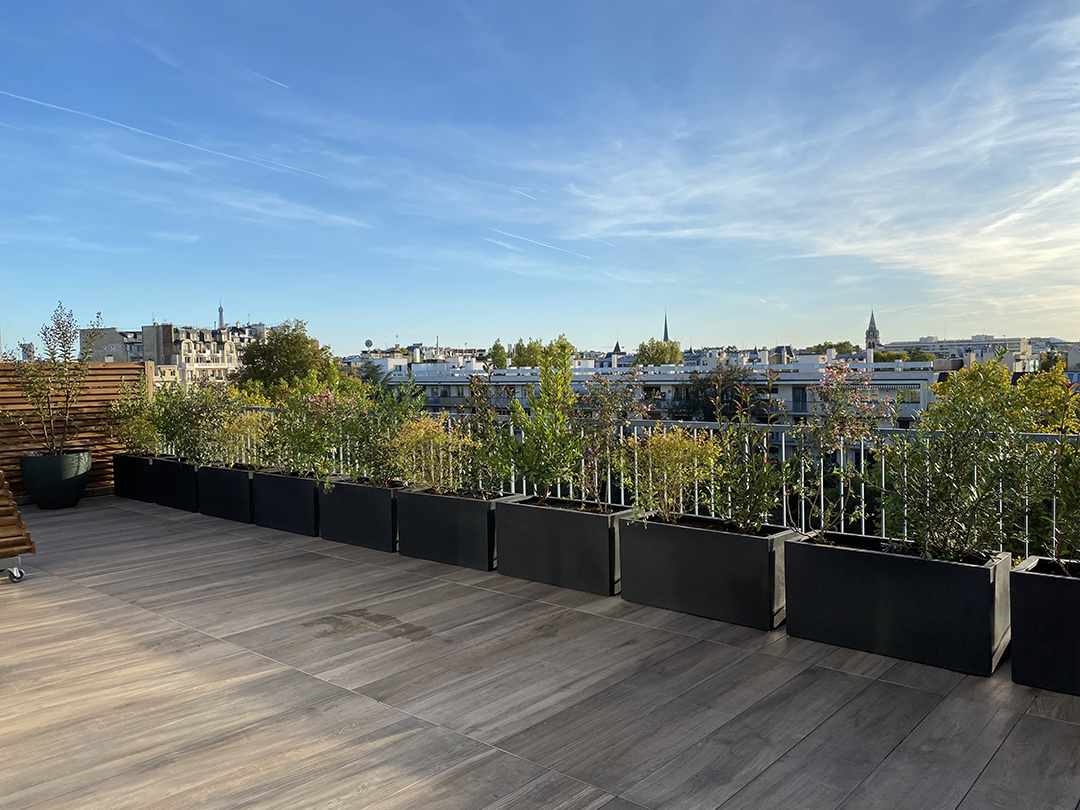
113;454;1080;693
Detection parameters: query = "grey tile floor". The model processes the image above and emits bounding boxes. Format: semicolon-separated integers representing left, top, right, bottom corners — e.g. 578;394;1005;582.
4;497;1080;809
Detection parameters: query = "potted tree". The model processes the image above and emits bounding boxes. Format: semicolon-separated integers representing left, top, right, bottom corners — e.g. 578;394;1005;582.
149;380;239;513
495;337;632;595
785;360;1014;676
253;382;343;536
396;370;521;571
0;303;102;509
106;374;158;502
1010;362;1080;694
317;380;422;550
194;387;256;523
619;385;798;630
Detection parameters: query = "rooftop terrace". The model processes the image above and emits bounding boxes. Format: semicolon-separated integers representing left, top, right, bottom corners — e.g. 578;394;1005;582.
6;498;1080;809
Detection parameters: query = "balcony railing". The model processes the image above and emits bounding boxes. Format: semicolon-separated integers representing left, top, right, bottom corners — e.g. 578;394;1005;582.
170;410;1077;560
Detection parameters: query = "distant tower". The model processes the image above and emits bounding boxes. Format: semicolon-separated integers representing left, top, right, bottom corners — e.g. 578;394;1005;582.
613;339;621;354
663;311;670;343
218;301;224;331
865;311;880;350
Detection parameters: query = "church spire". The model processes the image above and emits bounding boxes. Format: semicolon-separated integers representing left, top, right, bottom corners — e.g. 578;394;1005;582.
663;310;669;343
865;310;880;350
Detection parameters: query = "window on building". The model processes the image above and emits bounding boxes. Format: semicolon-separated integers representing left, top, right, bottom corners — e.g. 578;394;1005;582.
793;387;808;411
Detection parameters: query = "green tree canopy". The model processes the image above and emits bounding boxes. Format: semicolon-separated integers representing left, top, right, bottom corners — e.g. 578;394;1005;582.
508;336;575;367
487;339;508;370
804;341;860;355
634;338;682;366
352;358;392;388
670;364;769;422
510;337;544;367
232;320;339;399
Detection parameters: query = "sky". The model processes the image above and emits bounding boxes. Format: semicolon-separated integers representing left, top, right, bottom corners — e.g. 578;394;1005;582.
2;0;1079;356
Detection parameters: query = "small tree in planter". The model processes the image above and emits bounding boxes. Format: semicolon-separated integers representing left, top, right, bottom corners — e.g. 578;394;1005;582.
1010;362;1080;692
150;380;243;513
316;381;424;549
495;337;630;594
254;383;371;535
576;368;647;507
396;413;458;492
791;360;894;535
786;359;1013;675
0;302;103;508
394;406;519;571
881;362;1028;561
105;374;159;502
617;421;795;629
343;379;425;487
709;384;789;533
106;375;159;458
153;381;242;468
505;336;580;504
619;426;718;523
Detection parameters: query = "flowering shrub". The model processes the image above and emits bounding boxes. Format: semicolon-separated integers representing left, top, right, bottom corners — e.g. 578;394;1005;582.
793;360;894;534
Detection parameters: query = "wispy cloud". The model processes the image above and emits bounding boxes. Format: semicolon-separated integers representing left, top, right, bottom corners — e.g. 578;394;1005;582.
480;237;522;251
489;228;591;259
130;37;179;69
204;187;370;228
0;230;142;253
0;89;327;179
148;231;200;243
489;7;1080;318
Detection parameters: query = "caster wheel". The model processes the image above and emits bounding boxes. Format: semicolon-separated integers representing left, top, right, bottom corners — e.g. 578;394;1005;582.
8;568;25;583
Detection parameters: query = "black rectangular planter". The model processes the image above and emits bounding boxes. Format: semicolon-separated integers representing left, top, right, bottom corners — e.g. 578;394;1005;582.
198;466;253;524
112;454;154;502
397;491;522;571
620;516;796;630
319;480;401;551
151;457;199;512
1011;557;1080;695
252;472;319;536
495;498;631;596
785;533;1011;676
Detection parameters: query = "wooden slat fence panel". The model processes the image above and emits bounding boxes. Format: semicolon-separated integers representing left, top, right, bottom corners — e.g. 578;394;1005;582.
0;469;33;554
0;362;151;497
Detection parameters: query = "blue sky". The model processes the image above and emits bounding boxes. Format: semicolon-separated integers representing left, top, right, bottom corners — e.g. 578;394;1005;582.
2;0;1078;356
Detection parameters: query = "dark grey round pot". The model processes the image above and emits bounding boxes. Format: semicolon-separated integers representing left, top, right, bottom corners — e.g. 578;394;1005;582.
20;451;92;509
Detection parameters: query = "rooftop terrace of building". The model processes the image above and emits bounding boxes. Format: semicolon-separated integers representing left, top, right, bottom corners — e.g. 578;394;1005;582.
6;497;1080;809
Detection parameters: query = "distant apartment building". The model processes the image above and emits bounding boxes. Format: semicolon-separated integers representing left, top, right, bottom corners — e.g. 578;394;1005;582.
876;333;1073;372
81;306;266;387
386;355;938;429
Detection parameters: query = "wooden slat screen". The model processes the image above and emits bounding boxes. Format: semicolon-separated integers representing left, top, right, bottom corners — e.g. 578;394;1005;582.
0;469;33;555
0;362;152;497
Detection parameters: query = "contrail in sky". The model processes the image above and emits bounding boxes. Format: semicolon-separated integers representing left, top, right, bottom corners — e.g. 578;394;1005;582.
573;231;616;248
509;188;537;200
248;70;290;89
0;88;326;179
490;228;591;260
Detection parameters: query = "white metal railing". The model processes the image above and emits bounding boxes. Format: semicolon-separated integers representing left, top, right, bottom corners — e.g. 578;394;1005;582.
176;408;1077;552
